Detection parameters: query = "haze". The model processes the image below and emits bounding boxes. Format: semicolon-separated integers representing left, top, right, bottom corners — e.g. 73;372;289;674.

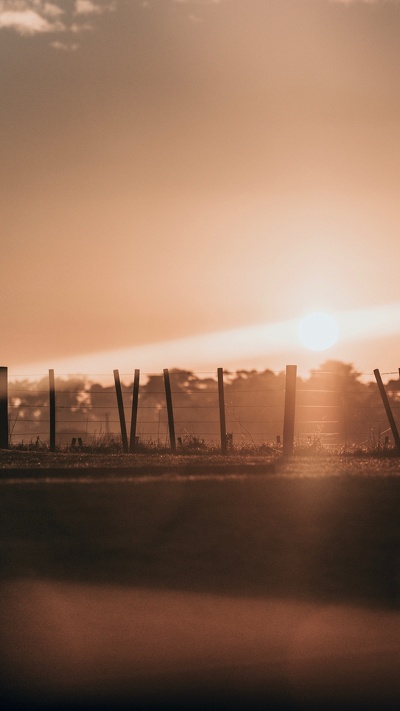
2;0;400;376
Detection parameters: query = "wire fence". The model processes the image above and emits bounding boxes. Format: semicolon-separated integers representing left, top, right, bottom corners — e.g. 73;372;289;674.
3;366;400;450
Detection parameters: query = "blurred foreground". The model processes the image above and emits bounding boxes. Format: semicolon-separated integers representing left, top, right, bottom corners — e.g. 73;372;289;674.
1;462;400;709
2;580;400;711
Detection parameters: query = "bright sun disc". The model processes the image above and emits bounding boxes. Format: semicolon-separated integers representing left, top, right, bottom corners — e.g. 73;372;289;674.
298;311;339;351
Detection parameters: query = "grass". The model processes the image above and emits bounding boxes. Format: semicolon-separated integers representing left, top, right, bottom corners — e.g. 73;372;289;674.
1;434;399;472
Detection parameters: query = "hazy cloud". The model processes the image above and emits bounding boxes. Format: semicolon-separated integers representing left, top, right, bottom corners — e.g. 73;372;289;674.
74;0;115;15
0;11;53;33
0;0;396;41
50;38;79;49
0;2;65;34
0;0;115;38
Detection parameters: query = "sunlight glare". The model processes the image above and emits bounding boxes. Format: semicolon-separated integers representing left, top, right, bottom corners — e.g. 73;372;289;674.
298;311;339;351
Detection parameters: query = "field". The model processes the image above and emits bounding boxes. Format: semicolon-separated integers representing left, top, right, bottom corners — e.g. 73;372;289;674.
1;453;400;710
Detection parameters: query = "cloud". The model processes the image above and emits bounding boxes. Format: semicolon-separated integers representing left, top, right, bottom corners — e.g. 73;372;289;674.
50;38;79;50
0;0;396;42
42;1;63;16
0;3;65;34
74;0;115;15
0;0;115;38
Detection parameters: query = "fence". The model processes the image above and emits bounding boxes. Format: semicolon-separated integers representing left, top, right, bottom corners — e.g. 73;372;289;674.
1;365;400;454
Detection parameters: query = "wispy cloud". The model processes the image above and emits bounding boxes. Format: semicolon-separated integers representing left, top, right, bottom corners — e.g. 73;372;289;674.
0;0;115;39
50;38;79;50
0;0;395;42
74;0;114;15
0;2;65;34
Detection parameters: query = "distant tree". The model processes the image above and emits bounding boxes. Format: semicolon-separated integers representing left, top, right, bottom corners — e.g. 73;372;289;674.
9;376;90;443
223;369;285;444
7;363;396;448
302;361;371;445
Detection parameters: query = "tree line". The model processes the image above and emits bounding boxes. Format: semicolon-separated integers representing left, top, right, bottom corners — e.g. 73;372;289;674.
7;361;400;448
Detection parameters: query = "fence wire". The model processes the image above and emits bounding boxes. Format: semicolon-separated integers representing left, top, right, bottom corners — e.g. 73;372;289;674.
4;368;400;449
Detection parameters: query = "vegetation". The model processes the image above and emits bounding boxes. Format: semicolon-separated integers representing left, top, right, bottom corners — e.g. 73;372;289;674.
5;360;400;452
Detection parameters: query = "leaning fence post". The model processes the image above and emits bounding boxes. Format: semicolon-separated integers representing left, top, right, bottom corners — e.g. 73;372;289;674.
283;365;297;456
129;369;140;452
113;369;129;453
163;369;176;453
374;369;400;451
49;369;56;452
0;367;8;449
217;367;227;454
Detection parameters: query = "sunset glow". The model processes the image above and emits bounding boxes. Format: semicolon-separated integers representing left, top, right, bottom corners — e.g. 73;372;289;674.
11;301;400;380
4;9;400;711
2;1;400;376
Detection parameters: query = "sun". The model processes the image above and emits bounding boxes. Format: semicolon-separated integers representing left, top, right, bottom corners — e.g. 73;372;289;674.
297;311;339;351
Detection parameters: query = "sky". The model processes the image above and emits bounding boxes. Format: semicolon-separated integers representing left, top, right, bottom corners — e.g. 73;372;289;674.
2;0;400;379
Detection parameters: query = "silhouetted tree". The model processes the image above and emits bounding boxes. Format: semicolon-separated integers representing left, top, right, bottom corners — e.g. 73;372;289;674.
7;363;396;448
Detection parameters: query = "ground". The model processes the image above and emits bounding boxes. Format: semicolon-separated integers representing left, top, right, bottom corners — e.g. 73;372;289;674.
1;448;400;476
1;453;400;710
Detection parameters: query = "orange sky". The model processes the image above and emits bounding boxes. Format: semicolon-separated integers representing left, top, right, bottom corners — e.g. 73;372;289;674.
2;0;400;378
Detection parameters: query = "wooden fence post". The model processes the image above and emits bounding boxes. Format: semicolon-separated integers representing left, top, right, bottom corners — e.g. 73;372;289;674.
49;369;56;452
163;369;176;453
374;369;400;451
283;365;297;456
0;367;8;449
217;367;227;455
113;369;129;453
129;369;140;453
